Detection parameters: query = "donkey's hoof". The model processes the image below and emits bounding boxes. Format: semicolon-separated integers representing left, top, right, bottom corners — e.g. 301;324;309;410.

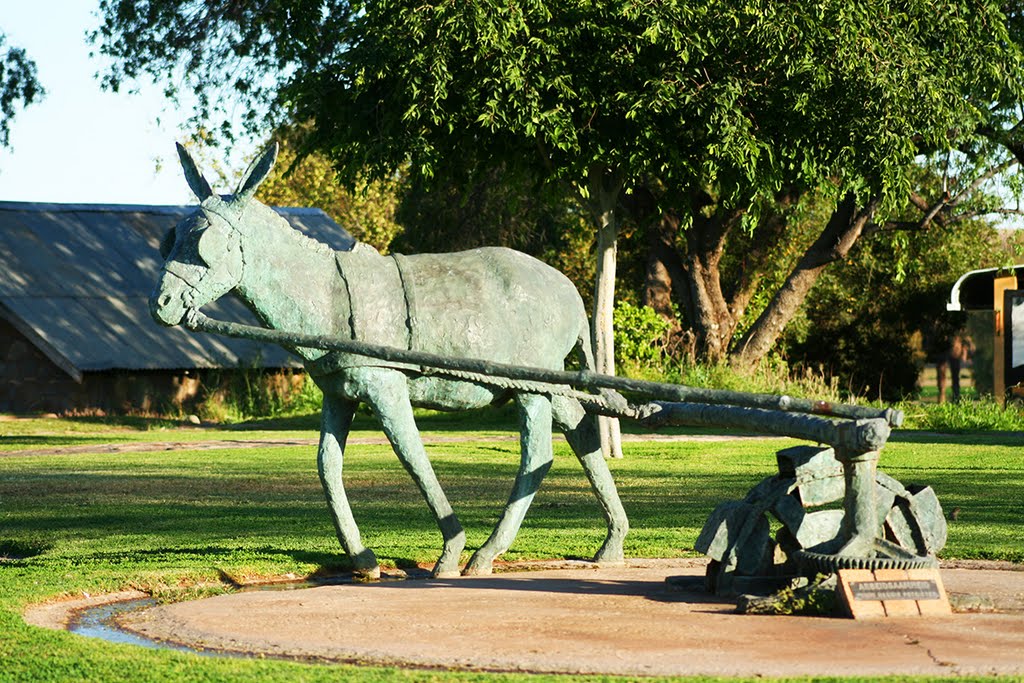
462;558;494;576
351;548;380;579
593;541;626;566
462;565;493;576
431;569;462;579
354;565;381;580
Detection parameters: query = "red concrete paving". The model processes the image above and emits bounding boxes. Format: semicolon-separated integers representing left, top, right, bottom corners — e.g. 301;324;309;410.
113;559;1024;677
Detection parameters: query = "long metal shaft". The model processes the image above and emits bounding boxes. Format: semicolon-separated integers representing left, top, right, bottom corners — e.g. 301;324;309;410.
184;309;903;427
640;402;890;452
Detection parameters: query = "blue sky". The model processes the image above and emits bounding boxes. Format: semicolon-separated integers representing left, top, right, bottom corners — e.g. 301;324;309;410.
0;3;254;205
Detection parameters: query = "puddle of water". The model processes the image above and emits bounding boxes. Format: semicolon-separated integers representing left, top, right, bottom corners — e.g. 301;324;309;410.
65;573;421;657
67;598;224;656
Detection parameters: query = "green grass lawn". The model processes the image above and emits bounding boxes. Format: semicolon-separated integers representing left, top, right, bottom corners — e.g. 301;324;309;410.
1;414;1022;681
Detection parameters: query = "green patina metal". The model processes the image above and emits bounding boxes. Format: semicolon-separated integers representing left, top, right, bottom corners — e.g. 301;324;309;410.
697;445;946;596
152;142;940;589
152;143;628;578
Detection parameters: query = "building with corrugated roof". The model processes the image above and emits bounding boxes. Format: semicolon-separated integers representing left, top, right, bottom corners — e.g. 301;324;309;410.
0;201;353;413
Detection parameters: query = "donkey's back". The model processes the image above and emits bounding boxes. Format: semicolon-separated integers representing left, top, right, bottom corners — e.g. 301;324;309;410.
397;246;589;369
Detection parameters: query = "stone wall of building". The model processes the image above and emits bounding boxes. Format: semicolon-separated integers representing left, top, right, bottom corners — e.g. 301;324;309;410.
0;319;202;414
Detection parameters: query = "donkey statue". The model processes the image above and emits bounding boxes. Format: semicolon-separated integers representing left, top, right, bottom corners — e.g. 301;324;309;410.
151;143;629;578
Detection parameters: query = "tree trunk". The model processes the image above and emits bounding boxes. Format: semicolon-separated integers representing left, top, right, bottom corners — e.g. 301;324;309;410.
731;194;878;368
725;193;797;325
644;241;676;320
644;215;692;311
642;210;696;358
678;203;744;363
589;168;623;459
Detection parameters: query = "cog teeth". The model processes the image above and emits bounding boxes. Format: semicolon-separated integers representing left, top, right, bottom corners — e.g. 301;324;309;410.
793;550;938;573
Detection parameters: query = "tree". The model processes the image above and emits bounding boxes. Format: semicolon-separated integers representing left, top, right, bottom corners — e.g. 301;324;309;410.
0;31;43;148
783;168;1014;401
93;1;1024;384
256;125;404;253
624;2;1024;369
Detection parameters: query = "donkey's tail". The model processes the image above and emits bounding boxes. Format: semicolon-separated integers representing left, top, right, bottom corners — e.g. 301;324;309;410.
574;316;629;420
575;314;598;374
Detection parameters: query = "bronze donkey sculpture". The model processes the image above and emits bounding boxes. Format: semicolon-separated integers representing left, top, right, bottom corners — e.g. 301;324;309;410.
151;143;629;577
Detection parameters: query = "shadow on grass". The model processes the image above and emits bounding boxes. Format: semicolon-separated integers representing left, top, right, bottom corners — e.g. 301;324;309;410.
28;401;774;441
72;543;437;582
231;406;521;433
80;544;354;570
57;415;183;431
0;539;51;560
229;406;762;440
889;430;1024;447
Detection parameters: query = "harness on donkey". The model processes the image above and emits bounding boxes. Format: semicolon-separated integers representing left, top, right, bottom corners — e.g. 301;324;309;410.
301;242;630;415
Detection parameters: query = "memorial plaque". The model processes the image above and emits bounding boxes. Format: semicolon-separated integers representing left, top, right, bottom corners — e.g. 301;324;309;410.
850;579;941;601
838;568;952;619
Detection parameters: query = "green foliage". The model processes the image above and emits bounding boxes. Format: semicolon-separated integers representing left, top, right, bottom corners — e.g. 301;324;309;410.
0;31;43;147
194;369;322;423
612;301;672;369
285;1;1019;204
256;124;405;252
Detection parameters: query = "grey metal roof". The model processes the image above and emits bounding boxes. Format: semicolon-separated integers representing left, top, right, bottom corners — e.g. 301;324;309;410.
0;201;355;380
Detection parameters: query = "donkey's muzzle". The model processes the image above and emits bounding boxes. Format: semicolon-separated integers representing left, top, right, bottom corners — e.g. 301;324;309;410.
150;289;185;327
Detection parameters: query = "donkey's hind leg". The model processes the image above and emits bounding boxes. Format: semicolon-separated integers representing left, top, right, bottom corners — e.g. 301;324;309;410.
318;393;380;578
464;392;553;575
553;396;628;564
361;370;466;578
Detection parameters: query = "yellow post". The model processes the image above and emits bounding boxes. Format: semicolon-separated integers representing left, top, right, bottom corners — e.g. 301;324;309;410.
993;274;1018;406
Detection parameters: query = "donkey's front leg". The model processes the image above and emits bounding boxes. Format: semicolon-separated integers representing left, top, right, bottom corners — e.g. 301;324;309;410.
361;371;466;578
464;392;553;575
318;393;380;578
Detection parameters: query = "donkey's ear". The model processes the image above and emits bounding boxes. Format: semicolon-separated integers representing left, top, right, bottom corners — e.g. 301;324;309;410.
235;142;279;200
176;143;214;201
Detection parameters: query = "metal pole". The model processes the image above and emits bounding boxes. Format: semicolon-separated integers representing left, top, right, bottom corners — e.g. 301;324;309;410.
184;309;903;427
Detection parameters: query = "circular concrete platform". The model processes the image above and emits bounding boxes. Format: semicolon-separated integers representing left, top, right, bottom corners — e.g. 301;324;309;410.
108;559;1024;678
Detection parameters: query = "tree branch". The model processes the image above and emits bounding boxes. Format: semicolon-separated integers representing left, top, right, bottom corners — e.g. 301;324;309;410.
730;194;878;368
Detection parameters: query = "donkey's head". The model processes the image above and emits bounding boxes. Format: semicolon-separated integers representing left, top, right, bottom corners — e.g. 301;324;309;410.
150;143;278;326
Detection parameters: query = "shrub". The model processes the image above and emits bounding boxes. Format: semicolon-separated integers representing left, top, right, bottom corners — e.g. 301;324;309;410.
613;301;673;371
196;368;321;422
